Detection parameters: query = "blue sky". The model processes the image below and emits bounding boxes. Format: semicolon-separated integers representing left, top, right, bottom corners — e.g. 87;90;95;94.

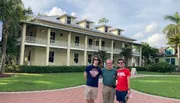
22;0;180;48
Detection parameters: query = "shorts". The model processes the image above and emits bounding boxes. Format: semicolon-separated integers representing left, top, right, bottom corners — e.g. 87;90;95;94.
84;85;98;99
116;90;128;103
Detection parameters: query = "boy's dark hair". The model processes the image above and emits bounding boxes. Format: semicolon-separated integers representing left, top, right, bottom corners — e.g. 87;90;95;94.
92;56;102;65
117;58;125;63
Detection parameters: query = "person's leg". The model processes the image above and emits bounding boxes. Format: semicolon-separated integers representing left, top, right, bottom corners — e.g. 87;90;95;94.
91;87;98;103
90;99;94;103
121;91;128;103
85;86;93;103
109;88;115;103
102;86;110;103
116;90;122;103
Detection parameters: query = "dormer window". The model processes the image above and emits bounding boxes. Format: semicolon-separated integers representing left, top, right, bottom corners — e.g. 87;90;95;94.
118;30;121;35
86;22;90;28
105;27;108;32
67;17;71;24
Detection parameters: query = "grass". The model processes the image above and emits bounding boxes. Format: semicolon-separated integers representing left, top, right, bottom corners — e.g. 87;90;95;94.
137;71;180;75
0;73;85;92
131;76;180;99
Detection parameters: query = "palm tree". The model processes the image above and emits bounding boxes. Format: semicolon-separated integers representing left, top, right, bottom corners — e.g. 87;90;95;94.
163;12;180;68
98;17;109;24
119;45;133;66
0;0;24;75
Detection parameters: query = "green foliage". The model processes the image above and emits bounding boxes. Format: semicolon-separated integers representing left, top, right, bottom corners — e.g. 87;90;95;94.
119;45;132;66
147;62;176;72
5;65;86;73
98;17;109;24
141;42;159;65
125;66;147;71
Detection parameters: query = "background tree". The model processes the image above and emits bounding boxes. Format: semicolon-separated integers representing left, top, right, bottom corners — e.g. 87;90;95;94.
0;0;33;75
162;12;180;68
98;17;109;24
119;44;132;66
141;42;159;65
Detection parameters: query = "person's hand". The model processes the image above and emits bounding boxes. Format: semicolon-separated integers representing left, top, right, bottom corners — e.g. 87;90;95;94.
128;89;131;94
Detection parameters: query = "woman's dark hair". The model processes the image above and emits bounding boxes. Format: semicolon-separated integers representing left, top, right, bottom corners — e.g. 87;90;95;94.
92;56;102;65
117;58;125;63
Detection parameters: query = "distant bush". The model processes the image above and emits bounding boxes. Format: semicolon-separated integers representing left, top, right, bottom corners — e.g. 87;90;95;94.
147;62;176;72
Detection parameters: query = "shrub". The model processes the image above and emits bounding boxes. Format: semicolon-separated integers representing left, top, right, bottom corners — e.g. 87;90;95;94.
114;66;147;71
5;65;86;73
147;62;176;72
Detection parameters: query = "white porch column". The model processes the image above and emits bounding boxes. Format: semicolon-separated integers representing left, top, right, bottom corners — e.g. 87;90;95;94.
139;46;142;66
84;35;88;65
20;24;27;65
122;42;125;59
131;44;134;66
111;40;114;60
45;28;51;66
67;31;71;66
99;38;102;50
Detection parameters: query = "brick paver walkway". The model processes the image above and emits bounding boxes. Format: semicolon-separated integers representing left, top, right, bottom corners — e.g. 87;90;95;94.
0;83;180;103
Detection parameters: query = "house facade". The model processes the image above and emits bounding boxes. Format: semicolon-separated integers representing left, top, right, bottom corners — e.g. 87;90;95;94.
18;14;142;66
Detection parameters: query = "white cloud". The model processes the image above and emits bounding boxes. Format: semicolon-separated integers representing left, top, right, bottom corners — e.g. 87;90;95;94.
142;33;167;47
145;22;157;33
132;32;144;39
45;7;66;16
71;12;76;16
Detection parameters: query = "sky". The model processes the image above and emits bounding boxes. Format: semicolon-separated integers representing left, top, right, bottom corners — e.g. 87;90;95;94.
22;0;180;48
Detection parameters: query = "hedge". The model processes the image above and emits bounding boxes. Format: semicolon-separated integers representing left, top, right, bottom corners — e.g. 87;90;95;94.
5;65;86;73
147;62;176;72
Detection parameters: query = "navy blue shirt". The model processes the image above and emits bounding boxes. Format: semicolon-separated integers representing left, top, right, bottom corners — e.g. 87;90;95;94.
85;65;102;87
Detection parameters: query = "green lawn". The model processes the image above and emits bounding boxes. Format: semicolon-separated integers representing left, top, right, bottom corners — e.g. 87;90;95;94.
131;76;180;99
0;73;85;92
137;71;180;75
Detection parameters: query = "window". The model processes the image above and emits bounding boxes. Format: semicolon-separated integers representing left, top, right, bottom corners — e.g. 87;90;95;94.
166;58;170;64
88;54;92;64
67;17;71;24
28;51;31;61
49;51;54;63
75;36;80;43
171;58;175;65
96;41;99;46
88;39;92;46
74;53;79;63
113;43;115;47
86;22;90;28
50;32;55;43
118;30;121;35
60;33;63;36
102;41;105;47
105;27;108;32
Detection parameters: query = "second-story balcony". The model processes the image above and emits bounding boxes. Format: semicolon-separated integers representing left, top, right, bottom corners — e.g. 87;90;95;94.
50;40;67;47
87;45;99;51
25;36;47;45
71;43;85;50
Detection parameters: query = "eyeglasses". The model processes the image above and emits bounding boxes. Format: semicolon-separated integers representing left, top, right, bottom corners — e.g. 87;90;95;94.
118;62;124;64
94;59;99;61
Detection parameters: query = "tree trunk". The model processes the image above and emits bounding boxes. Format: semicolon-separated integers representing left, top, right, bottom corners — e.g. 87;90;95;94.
178;45;180;70
0;24;8;75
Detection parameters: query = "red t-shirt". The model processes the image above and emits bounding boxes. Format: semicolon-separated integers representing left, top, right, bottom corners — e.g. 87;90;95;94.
116;68;131;91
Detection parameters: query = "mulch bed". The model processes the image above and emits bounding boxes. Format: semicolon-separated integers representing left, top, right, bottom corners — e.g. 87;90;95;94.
0;74;14;78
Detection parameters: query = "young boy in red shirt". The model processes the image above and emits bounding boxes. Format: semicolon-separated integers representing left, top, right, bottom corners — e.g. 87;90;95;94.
116;59;131;103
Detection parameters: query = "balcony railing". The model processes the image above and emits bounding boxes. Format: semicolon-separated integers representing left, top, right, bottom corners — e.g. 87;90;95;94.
25;36;47;44
87;45;99;50
102;47;111;52
113;48;122;53
71;43;85;49
50;40;67;47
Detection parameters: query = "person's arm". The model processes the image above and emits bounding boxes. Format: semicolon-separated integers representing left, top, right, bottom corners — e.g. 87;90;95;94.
127;76;131;94
84;71;87;81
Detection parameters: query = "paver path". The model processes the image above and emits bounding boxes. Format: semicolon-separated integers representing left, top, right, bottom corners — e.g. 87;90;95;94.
0;83;180;103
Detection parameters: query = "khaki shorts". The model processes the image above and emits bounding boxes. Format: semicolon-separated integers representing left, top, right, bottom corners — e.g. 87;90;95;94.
84;85;98;99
